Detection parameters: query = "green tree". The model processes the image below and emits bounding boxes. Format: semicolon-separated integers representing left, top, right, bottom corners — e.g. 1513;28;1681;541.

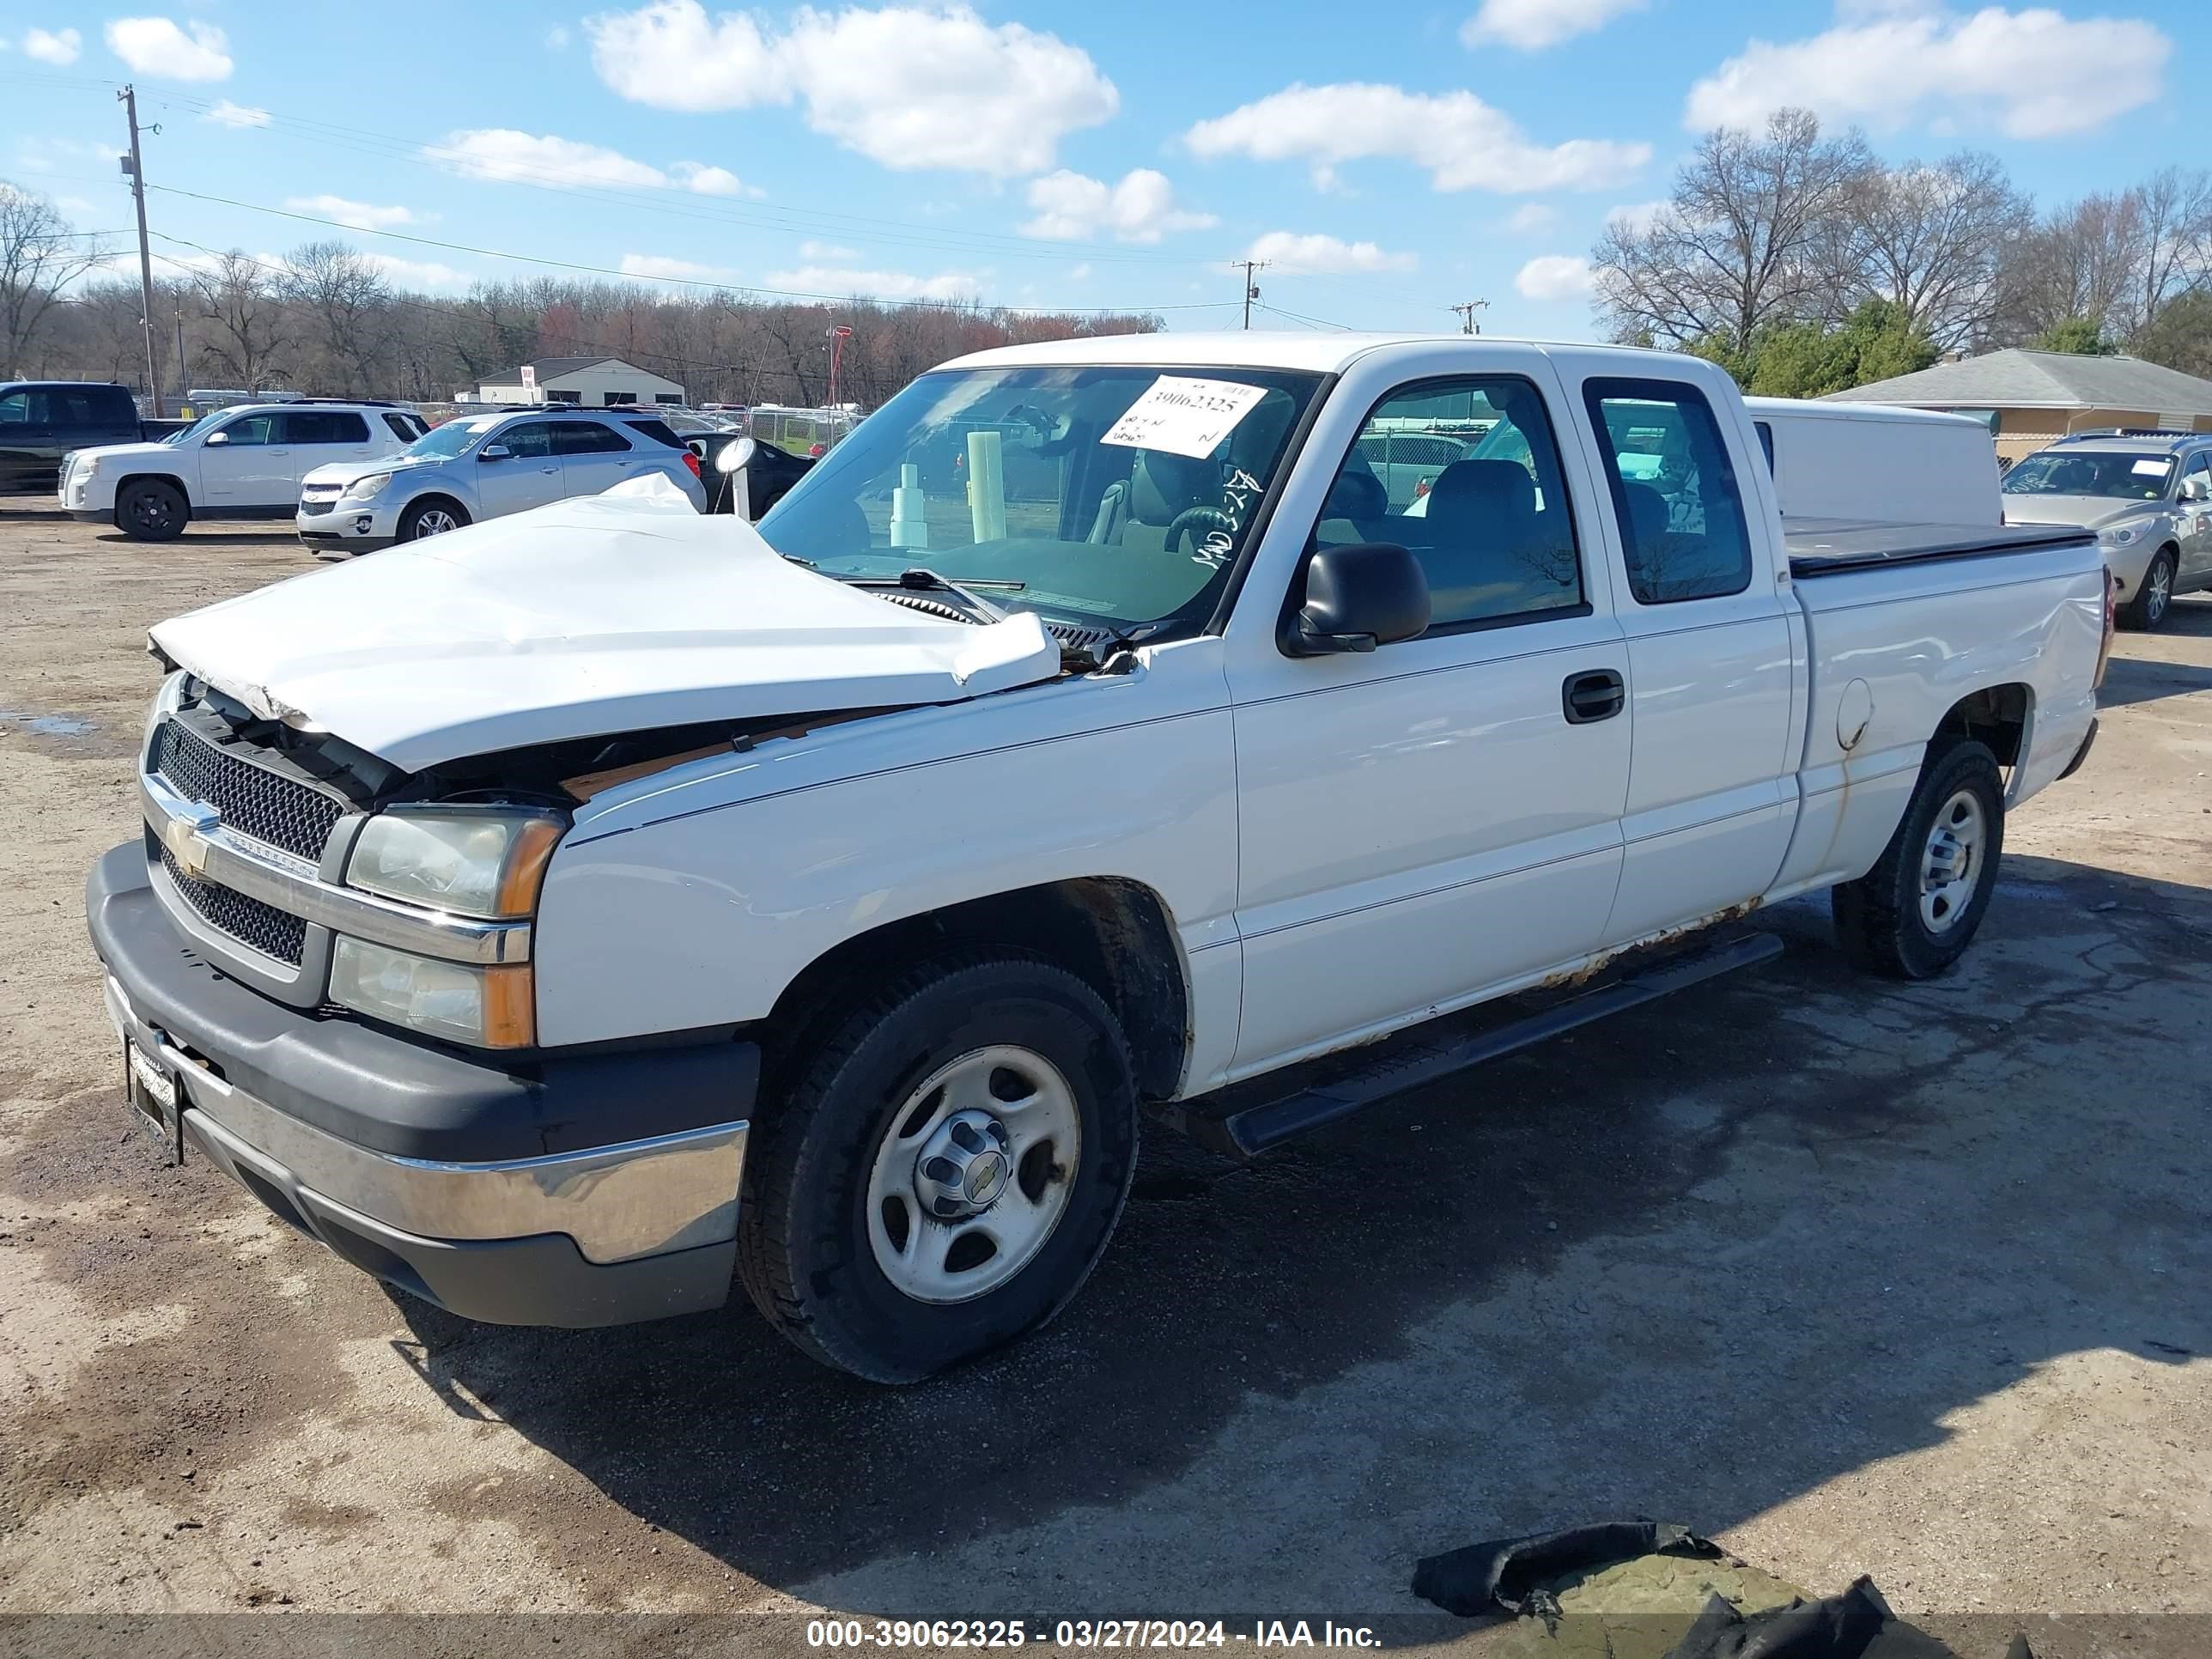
2027;316;2113;355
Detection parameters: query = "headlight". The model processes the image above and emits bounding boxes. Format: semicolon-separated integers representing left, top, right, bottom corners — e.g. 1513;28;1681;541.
341;471;392;501
2099;521;2146;547
143;669;187;760
331;938;535;1048
345;807;562;918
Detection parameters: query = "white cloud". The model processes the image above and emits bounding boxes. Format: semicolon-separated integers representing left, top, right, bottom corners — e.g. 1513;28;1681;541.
671;160;751;196
427;129;672;189
1020;169;1217;243
585;0;1118;176
618;252;738;280
203;100;270;128
1505;203;1558;234
1462;0;1644;50
1245;231;1414;275
286;194;416;230
104;17;232;81
363;253;475;292
1186;82;1649;194
1514;253;1595;301
799;240;859;259
1605;198;1668;234
1685;7;2171;139
763;264;984;302
22;27;82;64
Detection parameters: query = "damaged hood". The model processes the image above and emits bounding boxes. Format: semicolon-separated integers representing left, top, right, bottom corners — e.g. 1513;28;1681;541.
149;492;1062;771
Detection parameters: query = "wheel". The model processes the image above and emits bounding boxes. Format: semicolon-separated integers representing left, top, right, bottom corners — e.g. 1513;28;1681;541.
114;479;187;541
737;952;1139;1382
1832;738;2005;980
397;497;469;541
2118;548;2175;630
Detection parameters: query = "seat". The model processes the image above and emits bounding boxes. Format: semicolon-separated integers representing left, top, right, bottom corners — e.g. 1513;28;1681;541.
1417;459;1543;618
1112;450;1218;552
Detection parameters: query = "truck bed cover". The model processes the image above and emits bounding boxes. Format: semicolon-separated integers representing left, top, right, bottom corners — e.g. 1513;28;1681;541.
1784;517;2094;579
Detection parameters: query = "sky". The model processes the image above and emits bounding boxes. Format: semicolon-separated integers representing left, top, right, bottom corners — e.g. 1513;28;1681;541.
0;0;2200;342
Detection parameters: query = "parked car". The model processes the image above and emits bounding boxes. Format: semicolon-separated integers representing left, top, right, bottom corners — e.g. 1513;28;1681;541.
701;434;817;519
295;407;707;555
1;381;187;493
2000;429;2212;628
60;400;428;540
1747;398;2002;525
89;334;2108;1382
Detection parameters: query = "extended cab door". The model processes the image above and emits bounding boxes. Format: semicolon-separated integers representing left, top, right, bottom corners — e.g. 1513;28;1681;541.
1572;370;1796;942
1222;351;1632;1073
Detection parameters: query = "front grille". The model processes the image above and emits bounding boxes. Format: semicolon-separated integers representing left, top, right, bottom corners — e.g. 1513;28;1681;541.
154;719;344;863
160;847;307;965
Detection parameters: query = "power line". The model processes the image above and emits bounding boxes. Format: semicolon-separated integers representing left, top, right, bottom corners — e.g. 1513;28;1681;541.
1449;299;1489;335
144;183;1240;315
1254;300;1356;331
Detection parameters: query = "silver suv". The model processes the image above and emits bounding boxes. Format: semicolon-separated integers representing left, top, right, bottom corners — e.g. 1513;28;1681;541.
296;406;708;556
2001;430;2212;629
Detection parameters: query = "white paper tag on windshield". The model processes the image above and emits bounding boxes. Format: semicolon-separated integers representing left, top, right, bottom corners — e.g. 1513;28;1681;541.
1100;376;1267;460
2132;459;2172;477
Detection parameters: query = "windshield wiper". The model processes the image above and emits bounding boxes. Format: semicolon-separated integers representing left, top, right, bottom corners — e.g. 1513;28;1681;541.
881;567;1018;622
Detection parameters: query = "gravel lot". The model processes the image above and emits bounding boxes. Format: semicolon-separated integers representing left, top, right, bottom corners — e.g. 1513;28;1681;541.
2;503;2209;1651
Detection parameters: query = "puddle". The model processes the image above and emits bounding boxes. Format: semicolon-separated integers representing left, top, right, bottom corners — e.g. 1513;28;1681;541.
0;711;97;737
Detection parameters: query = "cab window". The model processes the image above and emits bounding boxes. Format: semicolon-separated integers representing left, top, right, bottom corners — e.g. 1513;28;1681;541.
1310;375;1583;632
1582;379;1753;605
215;413;277;447
495;422;556;459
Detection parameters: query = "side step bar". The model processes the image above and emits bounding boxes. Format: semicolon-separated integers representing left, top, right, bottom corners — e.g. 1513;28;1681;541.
1167;932;1784;1160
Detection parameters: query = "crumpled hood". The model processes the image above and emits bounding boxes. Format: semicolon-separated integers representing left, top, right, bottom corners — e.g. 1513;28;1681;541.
2001;495;2146;531
149;491;1061;772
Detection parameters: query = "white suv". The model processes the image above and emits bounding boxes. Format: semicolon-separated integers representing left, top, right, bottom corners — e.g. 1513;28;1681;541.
62;401;428;541
296;407;708;556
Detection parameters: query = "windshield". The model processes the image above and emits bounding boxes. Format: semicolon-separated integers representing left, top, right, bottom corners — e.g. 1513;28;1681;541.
164;411;228;445
2003;450;2173;501
756;366;1322;629
401;417;499;461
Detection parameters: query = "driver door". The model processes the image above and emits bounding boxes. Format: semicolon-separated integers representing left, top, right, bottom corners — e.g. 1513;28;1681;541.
474;420;566;518
198;411;292;506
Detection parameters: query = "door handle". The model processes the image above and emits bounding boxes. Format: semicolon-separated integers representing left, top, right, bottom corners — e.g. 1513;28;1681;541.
1562;668;1626;725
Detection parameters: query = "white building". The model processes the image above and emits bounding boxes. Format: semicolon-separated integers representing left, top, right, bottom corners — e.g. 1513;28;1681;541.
471;356;686;408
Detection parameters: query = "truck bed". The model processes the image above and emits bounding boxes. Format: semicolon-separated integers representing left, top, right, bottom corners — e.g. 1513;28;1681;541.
1784;518;2094;579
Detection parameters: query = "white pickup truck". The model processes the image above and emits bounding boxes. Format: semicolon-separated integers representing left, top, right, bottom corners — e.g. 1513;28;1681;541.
88;334;2110;1381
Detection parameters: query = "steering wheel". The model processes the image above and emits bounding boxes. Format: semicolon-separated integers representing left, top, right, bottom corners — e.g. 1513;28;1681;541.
1166;506;1237;556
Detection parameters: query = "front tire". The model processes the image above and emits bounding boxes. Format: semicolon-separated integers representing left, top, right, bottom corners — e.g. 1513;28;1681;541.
2118;548;2175;630
397;496;469;541
737;953;1139;1382
1832;738;2005;979
114;479;188;542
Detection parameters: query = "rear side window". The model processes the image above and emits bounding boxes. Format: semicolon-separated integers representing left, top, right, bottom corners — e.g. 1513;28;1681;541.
381;412;423;441
1582;378;1754;605
283;411;370;444
616;417;683;449
85;386;137;425
1754;421;1775;475
552;421;632;454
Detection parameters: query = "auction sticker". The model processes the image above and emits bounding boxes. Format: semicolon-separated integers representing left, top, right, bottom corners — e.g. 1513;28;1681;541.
1102;376;1268;459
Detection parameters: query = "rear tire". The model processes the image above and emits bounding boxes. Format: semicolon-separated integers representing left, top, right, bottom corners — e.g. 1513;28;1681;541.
736;952;1139;1382
397;496;469;541
2118;548;2175;630
1832;738;2004;980
114;479;188;542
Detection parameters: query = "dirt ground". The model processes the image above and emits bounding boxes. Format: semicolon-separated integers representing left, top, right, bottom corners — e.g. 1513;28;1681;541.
2;503;2209;1653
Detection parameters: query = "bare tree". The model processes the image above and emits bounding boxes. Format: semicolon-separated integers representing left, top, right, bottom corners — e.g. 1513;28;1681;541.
2130;167;2212;333
1844;151;2030;351
1593;109;1876;352
0;181;110;378
279;242;389;395
191;252;294;389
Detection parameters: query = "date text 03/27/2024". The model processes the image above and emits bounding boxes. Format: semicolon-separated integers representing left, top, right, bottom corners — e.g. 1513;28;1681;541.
805;1620;1384;1649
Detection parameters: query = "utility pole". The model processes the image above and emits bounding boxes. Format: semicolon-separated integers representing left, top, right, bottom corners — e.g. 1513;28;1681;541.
1237;260;1267;330
118;86;163;417
173;309;188;410
1449;300;1489;336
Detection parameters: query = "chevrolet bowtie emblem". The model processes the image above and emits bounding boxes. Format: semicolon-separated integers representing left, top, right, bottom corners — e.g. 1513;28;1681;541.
163;803;221;878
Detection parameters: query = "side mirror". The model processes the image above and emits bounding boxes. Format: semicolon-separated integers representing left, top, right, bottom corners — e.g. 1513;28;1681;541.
204;429;229;446
2183;476;2210;502
714;436;757;475
478;443;511;462
1285;542;1429;655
